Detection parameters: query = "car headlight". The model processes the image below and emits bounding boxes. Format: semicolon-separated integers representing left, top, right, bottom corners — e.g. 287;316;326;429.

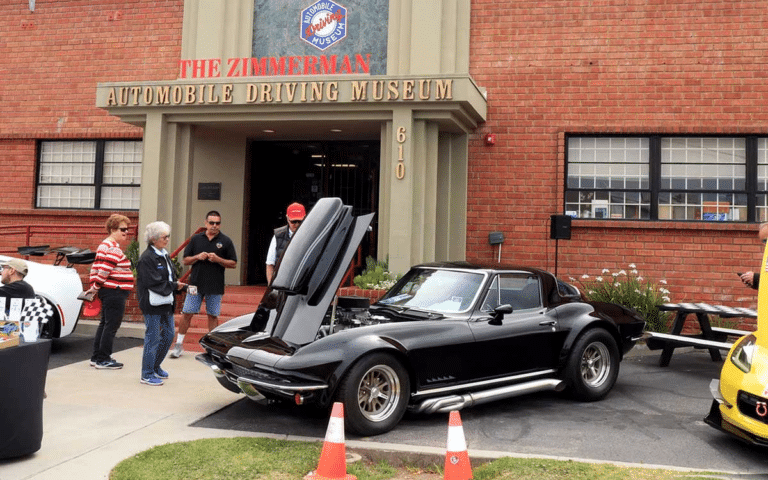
730;334;757;374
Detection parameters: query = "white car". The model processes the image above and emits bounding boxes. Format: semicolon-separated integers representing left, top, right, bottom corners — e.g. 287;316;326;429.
1;247;90;339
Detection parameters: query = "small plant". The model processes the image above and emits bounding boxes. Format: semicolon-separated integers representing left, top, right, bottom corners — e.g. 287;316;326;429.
353;256;400;290
570;264;672;333
125;240;139;274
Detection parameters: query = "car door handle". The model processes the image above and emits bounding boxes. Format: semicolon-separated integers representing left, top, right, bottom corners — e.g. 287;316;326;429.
539;320;556;326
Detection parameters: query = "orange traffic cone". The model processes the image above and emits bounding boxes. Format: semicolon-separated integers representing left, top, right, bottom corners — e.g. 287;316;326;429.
444;410;472;480
305;402;357;480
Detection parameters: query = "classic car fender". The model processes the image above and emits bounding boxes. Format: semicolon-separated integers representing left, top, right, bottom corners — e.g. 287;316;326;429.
553;302;625;368
274;331;409;387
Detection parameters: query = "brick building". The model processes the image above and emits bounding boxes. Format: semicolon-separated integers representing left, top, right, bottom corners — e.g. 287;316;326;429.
2;1;765;329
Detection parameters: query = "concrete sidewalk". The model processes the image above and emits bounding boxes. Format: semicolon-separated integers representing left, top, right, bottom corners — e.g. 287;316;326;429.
0;345;251;480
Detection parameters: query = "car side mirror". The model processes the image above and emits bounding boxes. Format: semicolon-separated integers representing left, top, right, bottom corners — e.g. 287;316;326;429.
489;304;513;325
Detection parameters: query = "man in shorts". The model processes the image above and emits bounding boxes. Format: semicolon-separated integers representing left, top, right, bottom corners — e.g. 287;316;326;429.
171;210;237;358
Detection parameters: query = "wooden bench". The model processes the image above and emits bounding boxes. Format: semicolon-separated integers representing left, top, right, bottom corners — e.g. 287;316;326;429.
645;303;756;367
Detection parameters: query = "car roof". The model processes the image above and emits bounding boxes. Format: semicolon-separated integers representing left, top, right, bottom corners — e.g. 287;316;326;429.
411;261;552;277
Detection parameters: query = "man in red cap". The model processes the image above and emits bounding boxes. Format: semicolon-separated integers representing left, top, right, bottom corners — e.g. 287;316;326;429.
265;202;305;285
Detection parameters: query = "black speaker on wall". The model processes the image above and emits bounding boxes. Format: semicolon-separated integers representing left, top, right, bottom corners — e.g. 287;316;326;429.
550;215;572;240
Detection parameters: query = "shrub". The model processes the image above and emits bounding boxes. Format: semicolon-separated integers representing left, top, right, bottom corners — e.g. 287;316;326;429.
571;264;672;333
353;256;399;290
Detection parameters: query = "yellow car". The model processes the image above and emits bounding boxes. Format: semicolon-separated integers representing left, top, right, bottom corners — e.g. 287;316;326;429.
705;333;768;447
706;242;768;447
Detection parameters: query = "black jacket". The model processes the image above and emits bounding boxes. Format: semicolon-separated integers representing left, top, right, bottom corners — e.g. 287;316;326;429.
136;246;179;315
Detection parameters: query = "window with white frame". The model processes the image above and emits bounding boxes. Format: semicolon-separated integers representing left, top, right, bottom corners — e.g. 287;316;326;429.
37;140;141;210
566;136;765;222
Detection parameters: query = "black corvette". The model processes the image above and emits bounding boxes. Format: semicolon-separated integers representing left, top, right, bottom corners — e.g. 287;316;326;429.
197;198;645;436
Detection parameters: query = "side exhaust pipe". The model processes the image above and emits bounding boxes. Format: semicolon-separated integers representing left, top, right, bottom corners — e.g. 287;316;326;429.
413;378;565;414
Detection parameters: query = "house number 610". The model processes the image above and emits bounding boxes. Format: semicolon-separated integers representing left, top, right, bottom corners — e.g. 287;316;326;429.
396;126;406;179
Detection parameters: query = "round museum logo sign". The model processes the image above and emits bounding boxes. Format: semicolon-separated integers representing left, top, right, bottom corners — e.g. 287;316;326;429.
300;0;347;51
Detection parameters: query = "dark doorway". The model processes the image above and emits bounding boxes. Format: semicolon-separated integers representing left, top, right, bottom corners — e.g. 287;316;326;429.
246;140;380;284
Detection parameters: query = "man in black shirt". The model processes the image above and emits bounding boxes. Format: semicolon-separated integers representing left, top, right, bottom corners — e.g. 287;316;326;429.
0;258;35;316
171;211;237;357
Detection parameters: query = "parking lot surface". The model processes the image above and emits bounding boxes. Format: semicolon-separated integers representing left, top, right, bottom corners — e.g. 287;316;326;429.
194;347;768;475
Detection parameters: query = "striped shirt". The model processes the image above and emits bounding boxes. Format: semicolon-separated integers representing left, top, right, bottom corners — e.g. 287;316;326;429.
89;238;134;291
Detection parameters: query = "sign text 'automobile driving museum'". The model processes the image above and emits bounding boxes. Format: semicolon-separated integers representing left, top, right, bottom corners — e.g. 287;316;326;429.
104;78;454;107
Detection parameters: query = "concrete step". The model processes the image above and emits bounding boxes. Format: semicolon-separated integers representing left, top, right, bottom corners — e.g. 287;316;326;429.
174;285;265;353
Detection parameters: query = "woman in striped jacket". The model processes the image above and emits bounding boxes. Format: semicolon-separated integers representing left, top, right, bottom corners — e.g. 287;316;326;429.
85;214;135;370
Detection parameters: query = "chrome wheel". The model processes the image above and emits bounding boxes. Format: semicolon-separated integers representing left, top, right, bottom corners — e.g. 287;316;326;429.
580;341;611;388
565;328;619;401
357;364;401;422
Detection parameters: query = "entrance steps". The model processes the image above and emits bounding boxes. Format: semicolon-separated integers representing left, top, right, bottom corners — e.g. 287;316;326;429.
175;285;265;353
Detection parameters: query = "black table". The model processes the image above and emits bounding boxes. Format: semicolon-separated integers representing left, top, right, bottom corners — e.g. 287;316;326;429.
645;303;754;367
0;339;51;459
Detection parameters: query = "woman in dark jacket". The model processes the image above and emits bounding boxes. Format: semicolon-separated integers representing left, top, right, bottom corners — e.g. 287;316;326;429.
137;221;185;386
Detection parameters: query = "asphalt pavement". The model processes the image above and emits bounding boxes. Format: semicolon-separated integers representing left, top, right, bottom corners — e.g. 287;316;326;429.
1;322;767;480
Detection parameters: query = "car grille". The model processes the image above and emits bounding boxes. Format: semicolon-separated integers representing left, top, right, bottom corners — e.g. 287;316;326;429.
737;391;768;425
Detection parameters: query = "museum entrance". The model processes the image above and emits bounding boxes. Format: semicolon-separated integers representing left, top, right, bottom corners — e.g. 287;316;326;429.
246;140;380;285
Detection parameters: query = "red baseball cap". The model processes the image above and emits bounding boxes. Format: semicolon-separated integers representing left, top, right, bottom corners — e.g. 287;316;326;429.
286;202;306;220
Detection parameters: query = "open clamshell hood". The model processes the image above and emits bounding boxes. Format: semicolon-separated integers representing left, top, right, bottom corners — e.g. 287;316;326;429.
268;197;374;346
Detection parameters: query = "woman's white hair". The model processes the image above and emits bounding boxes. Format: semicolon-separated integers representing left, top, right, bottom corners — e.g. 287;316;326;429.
144;221;171;245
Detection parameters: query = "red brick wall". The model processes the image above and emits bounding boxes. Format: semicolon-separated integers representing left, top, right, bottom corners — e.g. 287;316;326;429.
466;1;768;327
0;0;183;138
0;0;183;323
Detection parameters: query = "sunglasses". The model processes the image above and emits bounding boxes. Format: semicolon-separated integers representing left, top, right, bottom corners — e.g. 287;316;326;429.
289;219;303;225
208;221;221;226
118;227;129;232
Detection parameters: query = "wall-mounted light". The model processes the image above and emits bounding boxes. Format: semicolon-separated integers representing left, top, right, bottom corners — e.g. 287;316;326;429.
484;133;496;146
29;0;35;12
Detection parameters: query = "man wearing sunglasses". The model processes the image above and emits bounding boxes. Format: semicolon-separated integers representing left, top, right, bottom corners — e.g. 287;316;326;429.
739;222;768;289
171;210;237;358
265;202;306;286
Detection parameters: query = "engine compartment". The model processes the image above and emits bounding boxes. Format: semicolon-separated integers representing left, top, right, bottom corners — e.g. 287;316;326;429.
317;296;391;337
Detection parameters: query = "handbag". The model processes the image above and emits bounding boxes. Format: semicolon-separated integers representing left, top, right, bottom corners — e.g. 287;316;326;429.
148;290;173;306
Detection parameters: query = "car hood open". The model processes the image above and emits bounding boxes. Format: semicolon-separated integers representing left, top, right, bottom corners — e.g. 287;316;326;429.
267;197;374;346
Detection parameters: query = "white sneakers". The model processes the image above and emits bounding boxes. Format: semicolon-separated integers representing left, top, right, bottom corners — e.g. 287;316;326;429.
170;343;183;358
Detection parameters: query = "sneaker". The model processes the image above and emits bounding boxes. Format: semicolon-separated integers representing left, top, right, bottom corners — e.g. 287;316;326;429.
91;356;116;367
140;377;164;386
155;368;169;379
169;343;183;358
95;359;123;370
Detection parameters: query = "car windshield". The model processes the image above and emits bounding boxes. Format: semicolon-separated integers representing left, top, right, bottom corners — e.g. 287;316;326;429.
377;268;485;313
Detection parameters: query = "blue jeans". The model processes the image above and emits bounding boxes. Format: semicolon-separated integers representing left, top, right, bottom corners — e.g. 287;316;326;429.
91;288;129;363
141;311;174;379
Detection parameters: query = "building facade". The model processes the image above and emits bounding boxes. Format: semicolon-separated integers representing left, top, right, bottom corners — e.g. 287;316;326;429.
2;0;767;319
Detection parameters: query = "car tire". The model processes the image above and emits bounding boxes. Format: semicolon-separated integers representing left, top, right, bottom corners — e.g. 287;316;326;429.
337;353;410;436
564;328;619;401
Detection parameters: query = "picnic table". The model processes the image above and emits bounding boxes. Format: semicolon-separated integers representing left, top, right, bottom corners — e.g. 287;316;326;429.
644;303;755;367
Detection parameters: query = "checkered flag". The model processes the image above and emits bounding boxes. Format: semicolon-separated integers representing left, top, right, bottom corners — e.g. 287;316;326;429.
22;297;54;325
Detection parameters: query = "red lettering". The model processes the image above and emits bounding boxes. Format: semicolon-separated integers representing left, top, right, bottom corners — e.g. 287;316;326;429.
179;60;191;79
289;56;302;75
320;55;337;74
304;56;319;75
227;58;241;77
250;57;267;76
354;54;370;74
269;57;286;76
339;55;352;74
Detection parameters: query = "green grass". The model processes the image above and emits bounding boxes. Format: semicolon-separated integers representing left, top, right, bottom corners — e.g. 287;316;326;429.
110;438;720;480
